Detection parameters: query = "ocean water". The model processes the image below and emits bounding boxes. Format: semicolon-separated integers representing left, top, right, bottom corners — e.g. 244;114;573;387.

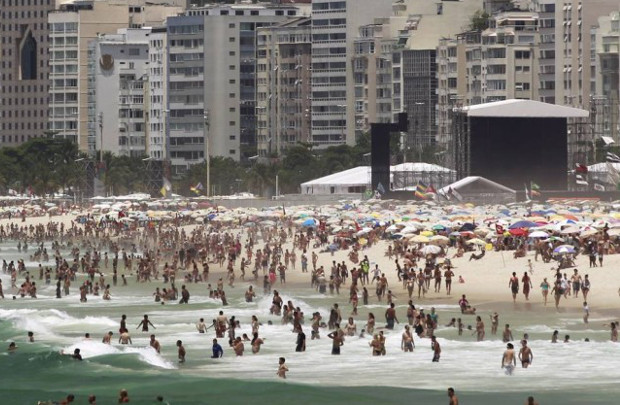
1;245;619;404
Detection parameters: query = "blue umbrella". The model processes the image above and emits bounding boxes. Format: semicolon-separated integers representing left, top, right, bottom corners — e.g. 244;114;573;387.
459;223;476;231
509;220;539;229
302;218;317;227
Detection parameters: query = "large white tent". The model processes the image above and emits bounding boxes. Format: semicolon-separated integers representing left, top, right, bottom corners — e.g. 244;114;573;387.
300;163;454;195
439;176;515;203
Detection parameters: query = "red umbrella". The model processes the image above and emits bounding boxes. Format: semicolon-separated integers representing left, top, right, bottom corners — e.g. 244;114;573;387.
509;228;527;236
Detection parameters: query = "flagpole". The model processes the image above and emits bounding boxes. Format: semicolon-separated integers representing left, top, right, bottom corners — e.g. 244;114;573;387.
204;110;210;198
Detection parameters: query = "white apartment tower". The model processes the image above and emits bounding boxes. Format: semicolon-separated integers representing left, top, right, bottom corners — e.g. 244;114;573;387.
167;4;300;175
148;27;168;160
47;0;185;153
310;0;393;148
91;28;151;156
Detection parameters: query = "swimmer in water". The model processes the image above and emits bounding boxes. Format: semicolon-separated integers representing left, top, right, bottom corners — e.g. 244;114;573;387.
277;357;288;379
502;343;516;375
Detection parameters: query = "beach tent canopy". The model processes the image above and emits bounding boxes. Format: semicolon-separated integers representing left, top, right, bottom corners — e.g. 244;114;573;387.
440;176;515;202
301;163;454;195
301;166;374;195
460;99;589;118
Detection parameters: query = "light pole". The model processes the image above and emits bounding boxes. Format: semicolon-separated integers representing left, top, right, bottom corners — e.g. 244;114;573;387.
98;112;103;163
204;110;210;197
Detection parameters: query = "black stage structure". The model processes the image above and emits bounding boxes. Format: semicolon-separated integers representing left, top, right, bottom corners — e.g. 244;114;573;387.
370;112;408;193
450;100;590;191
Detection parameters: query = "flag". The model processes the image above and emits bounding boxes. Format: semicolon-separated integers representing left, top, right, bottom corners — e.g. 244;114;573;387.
607;152;620;163
417;181;428;193
607;162;620;184
524;183;530;201
190;182;203;195
376;182;386;195
161;177;172;197
575;174;588;186
437;189;450;200
449;187;463;202
415;190;430;200
593;182;605;192
414;181;431;199
530;182;541;197
575;163;588;174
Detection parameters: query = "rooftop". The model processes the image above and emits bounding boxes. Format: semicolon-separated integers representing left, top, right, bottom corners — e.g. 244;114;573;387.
460;99;590;118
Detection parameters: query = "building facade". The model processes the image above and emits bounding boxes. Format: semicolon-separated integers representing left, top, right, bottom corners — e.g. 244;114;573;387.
90;28;150;157
147;27;168;160
436;11;541;151
310;0;393;148
256;17;312;158
591;11;619;143
48;0;184;154
167;4;300;175
0;0;55;146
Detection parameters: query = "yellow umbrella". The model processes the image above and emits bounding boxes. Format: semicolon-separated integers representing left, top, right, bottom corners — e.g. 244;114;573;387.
420;230;434;237
466;238;487;246
359;238;368;245
429;235;449;245
411;235;430;243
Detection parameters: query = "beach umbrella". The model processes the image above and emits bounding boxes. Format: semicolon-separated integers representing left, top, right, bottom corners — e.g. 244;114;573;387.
543;236;563;242
301;218;317;227
560;226;580;235
410;235;430;243
579;228;599;237
529;230;549;238
420;230;434;237
553;245;575;254
607;228;620;237
509;220;539;229
509;228;527;236
466;238;487;246
429;235;449;245
459;223;476;231
420;245;441;255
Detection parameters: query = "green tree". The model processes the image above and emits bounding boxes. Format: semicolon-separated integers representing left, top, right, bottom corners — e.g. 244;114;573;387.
470;10;490;31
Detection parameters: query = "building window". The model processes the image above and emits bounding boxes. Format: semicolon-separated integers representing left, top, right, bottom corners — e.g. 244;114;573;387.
229;149;235;154
20;30;37;80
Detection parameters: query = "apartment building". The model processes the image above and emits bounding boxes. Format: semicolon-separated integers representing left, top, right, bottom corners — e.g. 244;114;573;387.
255;17;312;158
48;0;184;154
147;27;168;160
591;11;619;142
351;20;395;143
310;0;393;148
554;0;618;109
90;28;150;157
167;4;299;174
436;11;541;148
0;0;56;147
349;0;482;155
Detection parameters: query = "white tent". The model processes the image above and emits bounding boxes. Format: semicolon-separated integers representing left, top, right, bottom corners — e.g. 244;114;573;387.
301;166;373;195
439;176;515;203
300;163;454;195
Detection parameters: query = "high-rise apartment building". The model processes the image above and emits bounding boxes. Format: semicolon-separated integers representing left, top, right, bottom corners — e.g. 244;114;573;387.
147;27;168;160
0;0;55;147
90;28;150;157
436;11;541;149
551;0;618;109
310;0;393;148
591;11;619;143
256;17;312;157
167;3;300;175
48;0;185;153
